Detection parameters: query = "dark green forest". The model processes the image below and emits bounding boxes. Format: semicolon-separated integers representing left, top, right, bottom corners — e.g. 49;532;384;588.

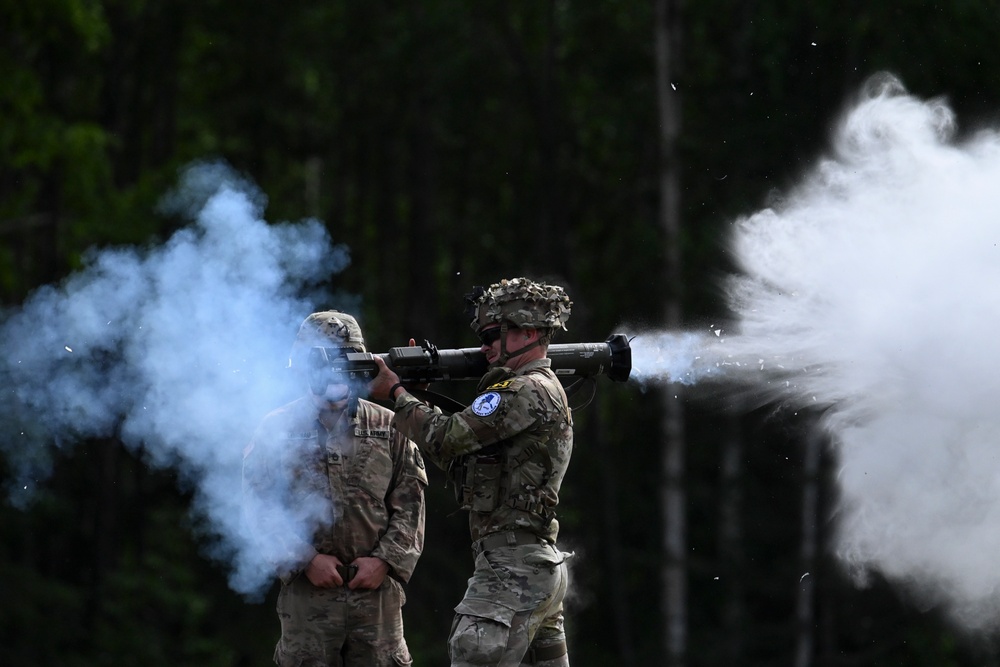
4;1;1000;665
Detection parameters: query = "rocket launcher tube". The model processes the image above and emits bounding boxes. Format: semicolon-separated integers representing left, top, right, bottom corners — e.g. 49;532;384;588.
307;334;632;396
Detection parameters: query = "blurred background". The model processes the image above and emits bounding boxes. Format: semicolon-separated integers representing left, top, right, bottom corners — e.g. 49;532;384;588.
3;1;1000;665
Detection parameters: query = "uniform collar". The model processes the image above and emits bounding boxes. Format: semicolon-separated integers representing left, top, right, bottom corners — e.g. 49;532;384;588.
514;357;552;375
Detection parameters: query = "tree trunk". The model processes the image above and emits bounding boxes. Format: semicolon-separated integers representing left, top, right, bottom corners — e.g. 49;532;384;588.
719;401;746;664
654;0;686;664
795;423;824;667
596;406;637;666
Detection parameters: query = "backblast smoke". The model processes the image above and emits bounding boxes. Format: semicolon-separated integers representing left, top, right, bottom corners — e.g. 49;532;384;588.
0;160;350;596
630;72;1000;631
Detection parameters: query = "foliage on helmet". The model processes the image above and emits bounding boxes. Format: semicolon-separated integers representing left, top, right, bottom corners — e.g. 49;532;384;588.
290;310;366;367
468;277;572;332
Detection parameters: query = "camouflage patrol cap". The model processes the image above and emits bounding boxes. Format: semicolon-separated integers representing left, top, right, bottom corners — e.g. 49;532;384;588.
469;277;572;332
290;311;366;367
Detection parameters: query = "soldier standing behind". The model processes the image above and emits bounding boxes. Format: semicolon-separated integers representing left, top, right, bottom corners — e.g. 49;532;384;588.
243;311;427;667
369;277;575;667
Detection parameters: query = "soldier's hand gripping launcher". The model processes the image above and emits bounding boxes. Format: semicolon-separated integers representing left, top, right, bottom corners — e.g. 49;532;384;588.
307;334;632;397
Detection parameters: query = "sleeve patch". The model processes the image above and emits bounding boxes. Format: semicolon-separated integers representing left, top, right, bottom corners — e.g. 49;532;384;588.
471;391;502;417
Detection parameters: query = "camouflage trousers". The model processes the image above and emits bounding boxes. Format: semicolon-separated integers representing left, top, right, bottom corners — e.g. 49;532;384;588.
449;542;572;666
274;573;413;667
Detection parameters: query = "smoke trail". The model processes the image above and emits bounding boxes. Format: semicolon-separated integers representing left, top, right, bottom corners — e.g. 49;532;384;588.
626;327;770;388
636;72;1000;631
0;160;350;596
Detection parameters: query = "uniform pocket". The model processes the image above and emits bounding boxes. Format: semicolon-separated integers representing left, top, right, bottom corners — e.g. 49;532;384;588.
450;599;519;664
351;440;393;501
523;545;573;567
468;455;503;512
385;574;408;607
454;597;518;626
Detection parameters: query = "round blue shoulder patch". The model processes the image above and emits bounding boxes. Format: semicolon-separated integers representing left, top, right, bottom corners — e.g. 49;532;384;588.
471;391;502;417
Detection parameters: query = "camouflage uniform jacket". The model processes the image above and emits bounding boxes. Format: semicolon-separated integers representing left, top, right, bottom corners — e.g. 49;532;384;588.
243;396;427;582
392;358;572;545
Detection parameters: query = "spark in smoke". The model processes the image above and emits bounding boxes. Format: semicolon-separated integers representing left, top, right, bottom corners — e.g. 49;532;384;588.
627;328;726;386
0;160;351;596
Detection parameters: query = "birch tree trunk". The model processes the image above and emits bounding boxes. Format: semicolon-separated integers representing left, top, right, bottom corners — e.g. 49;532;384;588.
654;0;686;664
596;410;637;666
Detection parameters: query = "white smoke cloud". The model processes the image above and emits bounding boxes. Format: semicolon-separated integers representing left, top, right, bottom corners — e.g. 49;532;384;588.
627;329;730;386
0;160;350;596
632;72;1000;631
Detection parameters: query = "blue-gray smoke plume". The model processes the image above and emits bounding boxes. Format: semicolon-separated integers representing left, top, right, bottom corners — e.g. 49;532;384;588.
0;160;350;596
630;73;1000;631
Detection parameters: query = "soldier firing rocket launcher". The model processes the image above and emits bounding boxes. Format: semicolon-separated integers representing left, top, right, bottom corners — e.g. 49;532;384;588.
307;334;632;407
307;277;632;410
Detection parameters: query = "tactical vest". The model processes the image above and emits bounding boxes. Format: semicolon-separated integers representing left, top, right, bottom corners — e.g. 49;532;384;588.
449;366;572;525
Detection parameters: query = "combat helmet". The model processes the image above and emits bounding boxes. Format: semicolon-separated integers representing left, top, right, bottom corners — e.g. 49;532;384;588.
468;277;572;334
466;277;572;368
289;310;368;414
289;310;366;368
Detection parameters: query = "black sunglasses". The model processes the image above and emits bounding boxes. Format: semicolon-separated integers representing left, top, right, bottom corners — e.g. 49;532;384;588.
478;327;503;346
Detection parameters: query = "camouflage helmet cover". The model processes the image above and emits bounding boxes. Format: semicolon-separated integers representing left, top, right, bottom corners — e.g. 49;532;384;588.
290;310;366;366
469;277;572;332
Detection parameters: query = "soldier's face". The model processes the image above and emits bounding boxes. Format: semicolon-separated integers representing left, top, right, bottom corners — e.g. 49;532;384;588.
480;325;535;366
478;325;503;348
311;382;350;410
479;325;503;362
